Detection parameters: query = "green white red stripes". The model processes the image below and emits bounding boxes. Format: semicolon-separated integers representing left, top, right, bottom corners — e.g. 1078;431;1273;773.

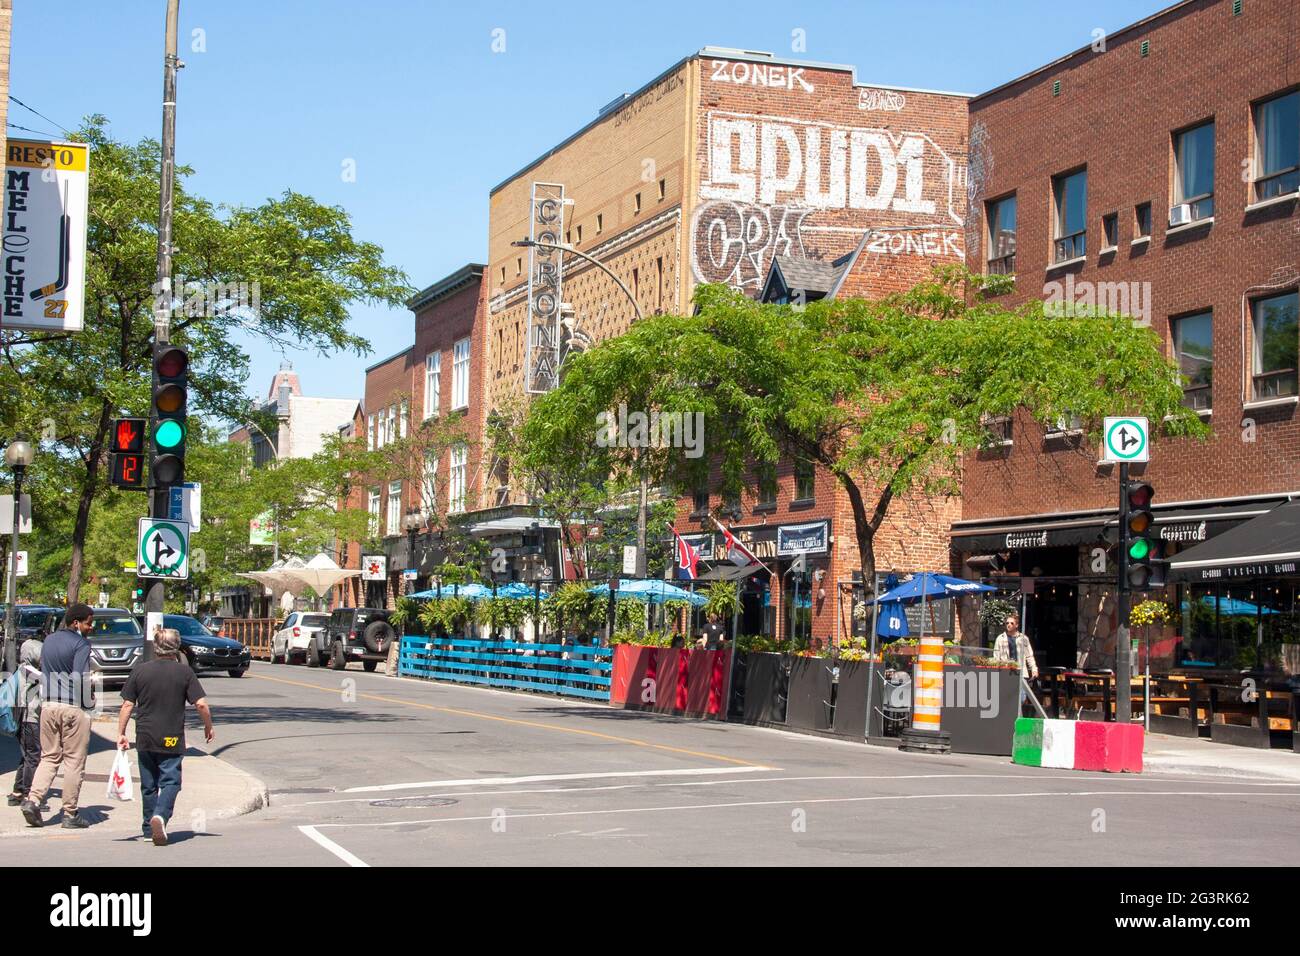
1012;717;1144;773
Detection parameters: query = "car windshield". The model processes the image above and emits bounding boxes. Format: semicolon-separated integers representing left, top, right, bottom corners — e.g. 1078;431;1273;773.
302;614;329;627
91;616;142;638
165;616;212;636
18;608;53;627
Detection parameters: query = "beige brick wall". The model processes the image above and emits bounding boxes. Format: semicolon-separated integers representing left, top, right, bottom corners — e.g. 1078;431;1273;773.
0;1;12;164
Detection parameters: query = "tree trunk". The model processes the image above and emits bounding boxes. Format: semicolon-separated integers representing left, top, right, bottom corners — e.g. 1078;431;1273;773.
838;474;879;588
67;403;112;604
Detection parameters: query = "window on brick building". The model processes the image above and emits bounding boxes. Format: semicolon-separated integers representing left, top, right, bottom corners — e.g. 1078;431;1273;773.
1101;213;1118;251
692;487;709;516
500;266;506;284
367;487;380;538
656;256;665;312
794;459;816;502
596;213;603;235
452;338;470;409
422;451;438;513
386;481;402;536
1173;121;1215;223
980;413;1014;446
1052;169;1087;263
368;414;377;450
1135;202;1152;240
449;445;468;514
1251;291;1299;401
1172;311;1213;411
399;398;409;438
387;404;397;445
634;192;642;214
986;194;1016;274
755;462;778;508
516;257;522;277
658;178;666;201
1252;90;1299;202
424;352;441;419
576;224;583;244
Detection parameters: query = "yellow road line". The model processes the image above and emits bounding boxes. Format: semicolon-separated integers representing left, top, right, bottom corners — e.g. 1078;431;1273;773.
250;672;764;768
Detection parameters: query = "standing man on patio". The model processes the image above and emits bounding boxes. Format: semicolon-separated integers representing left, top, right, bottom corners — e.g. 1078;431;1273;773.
993;613;1038;712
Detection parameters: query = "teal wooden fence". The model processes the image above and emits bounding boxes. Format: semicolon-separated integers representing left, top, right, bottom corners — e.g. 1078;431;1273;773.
398;635;613;701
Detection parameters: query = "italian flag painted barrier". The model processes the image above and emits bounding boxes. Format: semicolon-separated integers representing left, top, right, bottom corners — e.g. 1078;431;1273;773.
1012;717;1144;773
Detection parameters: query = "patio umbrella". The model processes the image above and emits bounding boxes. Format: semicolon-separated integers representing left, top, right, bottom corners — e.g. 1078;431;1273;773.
495;581;548;599
587;579;708;607
409;582;494;601
867;572;997;605
278;551;360;597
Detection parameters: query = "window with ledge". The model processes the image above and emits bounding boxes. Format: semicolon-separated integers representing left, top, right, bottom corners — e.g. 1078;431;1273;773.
385;481;402;536
1253;90;1299;201
596;214;603;235
576;225;583;244
422;451;438;513
452;337;470;409
448;445;468;514
1171;311;1213;411
424;352;441;419
986;194;1016;274
1101;213;1118;250
1046;413;1083;436
1135;202;1152;239
634;192;642;214
658;178;666;201
1173;121;1215;222
721;492;742;520
1052;169;1087;263
367;488;380;538
1251;291;1299;401
756;462;778;508
794;459;815;501
399;398;409;438
980;413;1013;446
692;488;709;515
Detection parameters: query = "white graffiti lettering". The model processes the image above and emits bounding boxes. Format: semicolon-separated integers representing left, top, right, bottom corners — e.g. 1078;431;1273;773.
710;59;815;93
690;200;809;289
865;230;965;258
858;88;906;112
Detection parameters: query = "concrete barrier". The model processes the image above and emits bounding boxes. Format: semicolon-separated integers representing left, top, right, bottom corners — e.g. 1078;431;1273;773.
1013;717;1143;773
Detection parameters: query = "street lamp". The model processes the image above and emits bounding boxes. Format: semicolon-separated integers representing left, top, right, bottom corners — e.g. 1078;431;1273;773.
4;437;35;673
403;510;425;595
510;238;652;581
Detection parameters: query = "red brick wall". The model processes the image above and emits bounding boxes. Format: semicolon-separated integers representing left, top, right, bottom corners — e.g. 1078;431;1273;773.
963;0;1300;521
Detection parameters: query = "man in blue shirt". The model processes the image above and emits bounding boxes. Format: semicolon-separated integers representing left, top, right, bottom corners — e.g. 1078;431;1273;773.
20;603;97;829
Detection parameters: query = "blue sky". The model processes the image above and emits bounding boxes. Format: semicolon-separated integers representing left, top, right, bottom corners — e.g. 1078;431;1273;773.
13;0;1168;403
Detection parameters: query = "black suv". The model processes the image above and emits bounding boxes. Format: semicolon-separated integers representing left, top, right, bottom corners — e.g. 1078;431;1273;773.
309;607;397;672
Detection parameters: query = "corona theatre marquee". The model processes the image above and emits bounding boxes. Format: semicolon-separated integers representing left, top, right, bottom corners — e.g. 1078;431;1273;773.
2;140;90;332
691;59;967;291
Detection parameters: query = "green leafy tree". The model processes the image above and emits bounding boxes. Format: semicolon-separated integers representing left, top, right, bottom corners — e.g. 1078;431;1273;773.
0;118;410;602
520;267;1208;584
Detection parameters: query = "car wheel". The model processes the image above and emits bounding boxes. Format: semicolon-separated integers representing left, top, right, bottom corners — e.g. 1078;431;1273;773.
270;643;282;664
305;643;319;667
228;669;247;678
329;641;348;671
362;660;378;672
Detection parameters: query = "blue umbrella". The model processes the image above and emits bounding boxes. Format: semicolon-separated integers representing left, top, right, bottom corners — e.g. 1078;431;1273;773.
496;582;548;600
588;579;708;607
876;572;909;638
409;582;494;601
868;572;996;605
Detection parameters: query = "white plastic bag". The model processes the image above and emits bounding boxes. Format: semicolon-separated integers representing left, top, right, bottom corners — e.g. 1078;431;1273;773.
107;749;134;802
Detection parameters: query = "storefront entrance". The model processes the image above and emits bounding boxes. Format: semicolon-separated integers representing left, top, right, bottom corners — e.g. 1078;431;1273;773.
1025;579;1079;670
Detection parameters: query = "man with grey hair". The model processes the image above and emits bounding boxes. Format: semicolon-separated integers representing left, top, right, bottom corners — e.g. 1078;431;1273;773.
117;627;214;846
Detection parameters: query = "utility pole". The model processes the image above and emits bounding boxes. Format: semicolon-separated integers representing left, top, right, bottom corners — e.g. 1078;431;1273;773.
144;0;182;658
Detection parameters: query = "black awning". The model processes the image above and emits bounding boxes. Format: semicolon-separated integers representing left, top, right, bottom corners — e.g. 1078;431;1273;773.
1170;499;1300;582
950;516;1108;552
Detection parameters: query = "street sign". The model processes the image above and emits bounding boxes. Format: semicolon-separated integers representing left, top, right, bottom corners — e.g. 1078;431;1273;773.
168;482;201;531
1102;416;1149;463
14;551;27;577
402;569;417;581
0;494;32;534
622;546;638;575
137;518;189;579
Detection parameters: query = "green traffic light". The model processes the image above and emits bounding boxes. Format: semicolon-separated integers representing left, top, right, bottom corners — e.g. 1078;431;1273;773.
1128;539;1151;561
155;419;185;449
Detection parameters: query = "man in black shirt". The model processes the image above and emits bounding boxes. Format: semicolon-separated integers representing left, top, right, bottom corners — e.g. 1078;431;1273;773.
116;627;214;846
698;613;728;650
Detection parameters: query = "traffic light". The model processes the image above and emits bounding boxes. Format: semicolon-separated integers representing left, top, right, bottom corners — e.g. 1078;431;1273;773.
151;343;188;486
1123;480;1167;589
108;417;147;490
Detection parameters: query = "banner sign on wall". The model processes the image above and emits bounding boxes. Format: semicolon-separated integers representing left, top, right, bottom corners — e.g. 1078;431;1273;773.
777;520;829;556
2;140;90;332
361;555;387;581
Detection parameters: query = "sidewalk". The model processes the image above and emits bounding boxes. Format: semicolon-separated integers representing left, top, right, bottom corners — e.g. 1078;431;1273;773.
0;718;268;841
1143;732;1300;782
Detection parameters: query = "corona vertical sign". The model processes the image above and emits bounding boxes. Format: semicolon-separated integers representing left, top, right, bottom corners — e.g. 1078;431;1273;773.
1;140;90;332
524;182;565;394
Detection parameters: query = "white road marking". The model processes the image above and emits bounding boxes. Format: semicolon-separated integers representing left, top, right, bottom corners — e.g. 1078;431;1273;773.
315;788;1300;829
340;765;776;794
297;825;370;867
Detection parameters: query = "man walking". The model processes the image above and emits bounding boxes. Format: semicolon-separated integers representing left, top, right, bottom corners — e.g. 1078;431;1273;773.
993;612;1039;713
6;638;45;807
116;628;214;846
20;603;97;829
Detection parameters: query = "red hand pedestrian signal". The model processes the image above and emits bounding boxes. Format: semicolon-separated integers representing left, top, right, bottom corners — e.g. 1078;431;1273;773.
116;420;137;450
111;417;146;453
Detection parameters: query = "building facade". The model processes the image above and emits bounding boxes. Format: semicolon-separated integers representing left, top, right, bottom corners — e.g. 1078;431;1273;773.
955;0;1300;680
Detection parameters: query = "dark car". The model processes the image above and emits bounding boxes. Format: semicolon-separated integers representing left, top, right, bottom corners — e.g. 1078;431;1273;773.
14;605;61;642
310;607;396;672
88;608;145;686
163;614;251;678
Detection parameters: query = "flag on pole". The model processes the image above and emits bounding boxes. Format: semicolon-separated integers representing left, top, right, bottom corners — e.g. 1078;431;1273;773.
669;524;700;580
711;516;771;574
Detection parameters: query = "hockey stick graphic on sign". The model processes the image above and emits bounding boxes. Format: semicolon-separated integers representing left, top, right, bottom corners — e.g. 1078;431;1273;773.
30;183;71;301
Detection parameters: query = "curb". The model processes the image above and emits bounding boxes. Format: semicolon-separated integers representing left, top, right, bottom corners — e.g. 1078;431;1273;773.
1141;758;1300;783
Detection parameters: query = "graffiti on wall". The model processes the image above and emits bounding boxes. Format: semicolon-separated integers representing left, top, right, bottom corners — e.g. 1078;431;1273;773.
857;88;906;112
964;120;994;262
709;59;815;93
692;110;965;288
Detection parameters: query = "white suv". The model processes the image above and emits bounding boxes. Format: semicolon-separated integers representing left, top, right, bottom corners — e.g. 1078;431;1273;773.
270;612;331;664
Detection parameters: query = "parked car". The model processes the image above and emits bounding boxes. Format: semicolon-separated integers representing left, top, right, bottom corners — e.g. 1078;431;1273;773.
14;605;61;642
88;608;145;686
310;607;396;672
201;615;227;637
270;611;330;664
163;614;251;678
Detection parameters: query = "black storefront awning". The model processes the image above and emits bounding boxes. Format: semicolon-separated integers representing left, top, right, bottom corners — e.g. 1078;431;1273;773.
951;498;1277;554
1170;498;1300;582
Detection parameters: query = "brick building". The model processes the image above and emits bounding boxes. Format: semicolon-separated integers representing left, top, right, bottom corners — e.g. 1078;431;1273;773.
484;47;971;645
335;264;489;607
954;0;1300;679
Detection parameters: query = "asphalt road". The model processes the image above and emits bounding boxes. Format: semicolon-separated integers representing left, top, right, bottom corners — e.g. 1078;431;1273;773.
14;661;1300;866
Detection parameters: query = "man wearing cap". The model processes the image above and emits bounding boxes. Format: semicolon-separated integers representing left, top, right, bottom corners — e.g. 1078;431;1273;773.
116;627;215;846
20;603;97;829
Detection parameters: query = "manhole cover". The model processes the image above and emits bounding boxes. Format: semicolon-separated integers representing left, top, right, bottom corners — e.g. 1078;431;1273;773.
369;796;459;809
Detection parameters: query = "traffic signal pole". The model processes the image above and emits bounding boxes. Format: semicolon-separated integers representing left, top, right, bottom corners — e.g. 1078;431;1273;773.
1115;462;1132;724
144;0;181;658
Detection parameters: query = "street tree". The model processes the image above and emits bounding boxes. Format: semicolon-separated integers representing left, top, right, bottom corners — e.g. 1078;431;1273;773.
0;118;410;602
519;267;1209;584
